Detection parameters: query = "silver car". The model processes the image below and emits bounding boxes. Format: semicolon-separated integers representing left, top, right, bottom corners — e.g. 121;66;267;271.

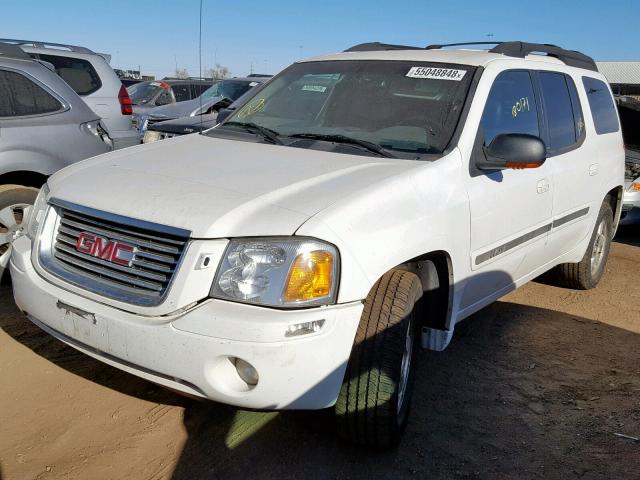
142;77;268;133
0;43;111;277
621;149;640;225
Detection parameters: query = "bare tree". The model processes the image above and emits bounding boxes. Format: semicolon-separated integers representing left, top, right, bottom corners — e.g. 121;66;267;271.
206;64;230;80
174;68;190;79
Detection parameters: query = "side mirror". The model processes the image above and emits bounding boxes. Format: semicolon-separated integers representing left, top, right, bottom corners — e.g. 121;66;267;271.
216;107;234;124
478;133;546;170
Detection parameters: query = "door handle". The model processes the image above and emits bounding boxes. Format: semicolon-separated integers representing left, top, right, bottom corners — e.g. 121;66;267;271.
536;179;550;194
589;163;599;176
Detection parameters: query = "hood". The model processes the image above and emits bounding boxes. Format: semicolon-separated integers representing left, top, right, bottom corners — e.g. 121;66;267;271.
148;96;225;121
48;135;422;238
148;113;219;134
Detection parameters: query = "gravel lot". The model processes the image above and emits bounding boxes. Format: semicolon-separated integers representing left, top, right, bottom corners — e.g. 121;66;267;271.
0;226;638;480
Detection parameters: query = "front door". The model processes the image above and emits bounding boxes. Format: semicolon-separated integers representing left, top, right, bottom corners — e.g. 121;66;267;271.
462;69;553;312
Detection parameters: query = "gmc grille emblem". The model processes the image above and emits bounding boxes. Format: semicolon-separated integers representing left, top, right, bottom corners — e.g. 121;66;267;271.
75;232;135;267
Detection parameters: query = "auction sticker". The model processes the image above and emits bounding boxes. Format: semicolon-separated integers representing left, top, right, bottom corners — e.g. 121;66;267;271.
406;67;467;81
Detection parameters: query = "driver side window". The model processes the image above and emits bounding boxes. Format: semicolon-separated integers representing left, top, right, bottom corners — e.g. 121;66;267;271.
481;71;539;145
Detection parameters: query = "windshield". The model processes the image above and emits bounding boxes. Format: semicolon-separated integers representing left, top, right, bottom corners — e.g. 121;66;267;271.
201;80;255;101
128;81;167;105
214;60;474;157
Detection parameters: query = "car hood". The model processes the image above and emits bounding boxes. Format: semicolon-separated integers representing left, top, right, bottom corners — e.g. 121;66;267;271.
47;135;422;238
148;96;224;121
149;113;219;134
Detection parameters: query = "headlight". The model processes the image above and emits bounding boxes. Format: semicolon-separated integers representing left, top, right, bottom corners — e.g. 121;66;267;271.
26;183;49;240
211;237;339;308
143;130;162;144
629;181;640;192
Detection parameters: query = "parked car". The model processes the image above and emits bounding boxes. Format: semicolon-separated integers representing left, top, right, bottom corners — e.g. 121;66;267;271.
142;77;269;132
142;83;267;143
143;113;219;143
0;42;111;278
0;38;138;150
616;96;640;225
12;41;624;449
128;78;214;134
621;148;640;224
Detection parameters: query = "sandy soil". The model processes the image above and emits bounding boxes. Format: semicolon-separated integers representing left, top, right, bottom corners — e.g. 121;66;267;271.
0;226;638;480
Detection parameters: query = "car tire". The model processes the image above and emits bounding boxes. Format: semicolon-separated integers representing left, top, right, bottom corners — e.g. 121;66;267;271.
335;269;422;449
0;185;40;282
554;200;614;290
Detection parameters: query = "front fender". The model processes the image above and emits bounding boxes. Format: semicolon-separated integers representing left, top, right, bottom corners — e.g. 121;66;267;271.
296;151;471;304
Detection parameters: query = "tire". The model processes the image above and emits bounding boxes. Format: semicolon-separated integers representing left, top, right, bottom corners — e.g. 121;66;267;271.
0;185;39;282
554;200;614;290
335;269;422;449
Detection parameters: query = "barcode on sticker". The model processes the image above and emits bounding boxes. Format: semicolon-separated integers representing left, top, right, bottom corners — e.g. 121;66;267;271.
406;67;467;81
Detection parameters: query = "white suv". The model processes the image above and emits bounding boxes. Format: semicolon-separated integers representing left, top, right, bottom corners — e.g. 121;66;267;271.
0;39;138;150
11;42;624;448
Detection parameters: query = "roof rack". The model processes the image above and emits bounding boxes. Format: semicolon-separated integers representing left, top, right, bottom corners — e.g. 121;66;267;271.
0;38;95;55
0;42;32;61
489;42;597;72
344;41;598;72
344;42;424;52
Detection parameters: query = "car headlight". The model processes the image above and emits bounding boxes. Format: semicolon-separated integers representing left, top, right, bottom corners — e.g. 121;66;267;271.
211;237;339;308
26;183;49;240
143;130;162;144
629;181;640;192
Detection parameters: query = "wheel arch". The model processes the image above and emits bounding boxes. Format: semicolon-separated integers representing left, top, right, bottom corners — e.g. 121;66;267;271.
605;185;624;233
0;171;48;189
395;249;455;351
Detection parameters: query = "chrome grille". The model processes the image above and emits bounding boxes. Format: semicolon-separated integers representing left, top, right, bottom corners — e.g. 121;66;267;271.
40;200;190;306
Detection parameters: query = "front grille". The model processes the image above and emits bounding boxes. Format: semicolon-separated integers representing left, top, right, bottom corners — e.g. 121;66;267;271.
42;200;190;306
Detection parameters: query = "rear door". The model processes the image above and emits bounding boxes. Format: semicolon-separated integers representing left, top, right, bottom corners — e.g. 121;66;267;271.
536;71;595;258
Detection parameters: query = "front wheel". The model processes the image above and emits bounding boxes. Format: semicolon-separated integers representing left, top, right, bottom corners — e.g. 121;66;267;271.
335;269;422;449
0;185;39;282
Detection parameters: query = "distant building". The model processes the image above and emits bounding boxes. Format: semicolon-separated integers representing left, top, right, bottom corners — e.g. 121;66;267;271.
596;61;640;96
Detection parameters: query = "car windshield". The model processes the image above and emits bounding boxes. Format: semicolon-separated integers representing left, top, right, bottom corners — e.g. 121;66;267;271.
128;82;166;105
213;60;475;157
201;80;255;101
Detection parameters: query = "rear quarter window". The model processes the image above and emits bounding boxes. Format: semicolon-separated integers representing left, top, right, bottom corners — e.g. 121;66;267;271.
36;53;102;96
0;69;63;117
582;77;619;134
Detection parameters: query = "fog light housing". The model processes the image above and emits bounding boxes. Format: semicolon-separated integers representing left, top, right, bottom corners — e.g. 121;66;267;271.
285;319;326;338
233;358;259;386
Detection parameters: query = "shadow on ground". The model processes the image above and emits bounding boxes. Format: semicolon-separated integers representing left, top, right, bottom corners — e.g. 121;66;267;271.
2;285;639;480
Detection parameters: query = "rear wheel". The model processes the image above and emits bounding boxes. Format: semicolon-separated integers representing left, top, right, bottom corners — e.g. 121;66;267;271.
335;269;422;449
0;185;39;282
554;200;614;290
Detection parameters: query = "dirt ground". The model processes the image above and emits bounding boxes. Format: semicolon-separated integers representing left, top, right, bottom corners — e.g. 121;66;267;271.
0;226;638;480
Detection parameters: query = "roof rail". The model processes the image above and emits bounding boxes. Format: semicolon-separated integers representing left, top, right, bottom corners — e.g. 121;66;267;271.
488;41;597;72
344;42;424;52
344;40;598;72
427;41;597;72
0;42;32;61
0;38;95;55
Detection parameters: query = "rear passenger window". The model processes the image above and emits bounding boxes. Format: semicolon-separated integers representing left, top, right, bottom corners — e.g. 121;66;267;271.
582;77;619;134
37;54;102;96
481;71;539;145
0;69;63;117
539;72;583;152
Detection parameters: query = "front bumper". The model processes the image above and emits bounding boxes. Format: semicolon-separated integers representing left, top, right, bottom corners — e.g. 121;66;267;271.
10;236;363;409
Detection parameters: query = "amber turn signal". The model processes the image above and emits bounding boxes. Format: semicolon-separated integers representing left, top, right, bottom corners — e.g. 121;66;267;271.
284;250;333;302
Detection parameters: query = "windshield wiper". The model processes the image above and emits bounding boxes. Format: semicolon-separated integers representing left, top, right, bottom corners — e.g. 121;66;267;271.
288;133;395;158
222;121;283;145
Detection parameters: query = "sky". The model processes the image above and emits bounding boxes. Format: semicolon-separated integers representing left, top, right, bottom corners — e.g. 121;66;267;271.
2;0;639;79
